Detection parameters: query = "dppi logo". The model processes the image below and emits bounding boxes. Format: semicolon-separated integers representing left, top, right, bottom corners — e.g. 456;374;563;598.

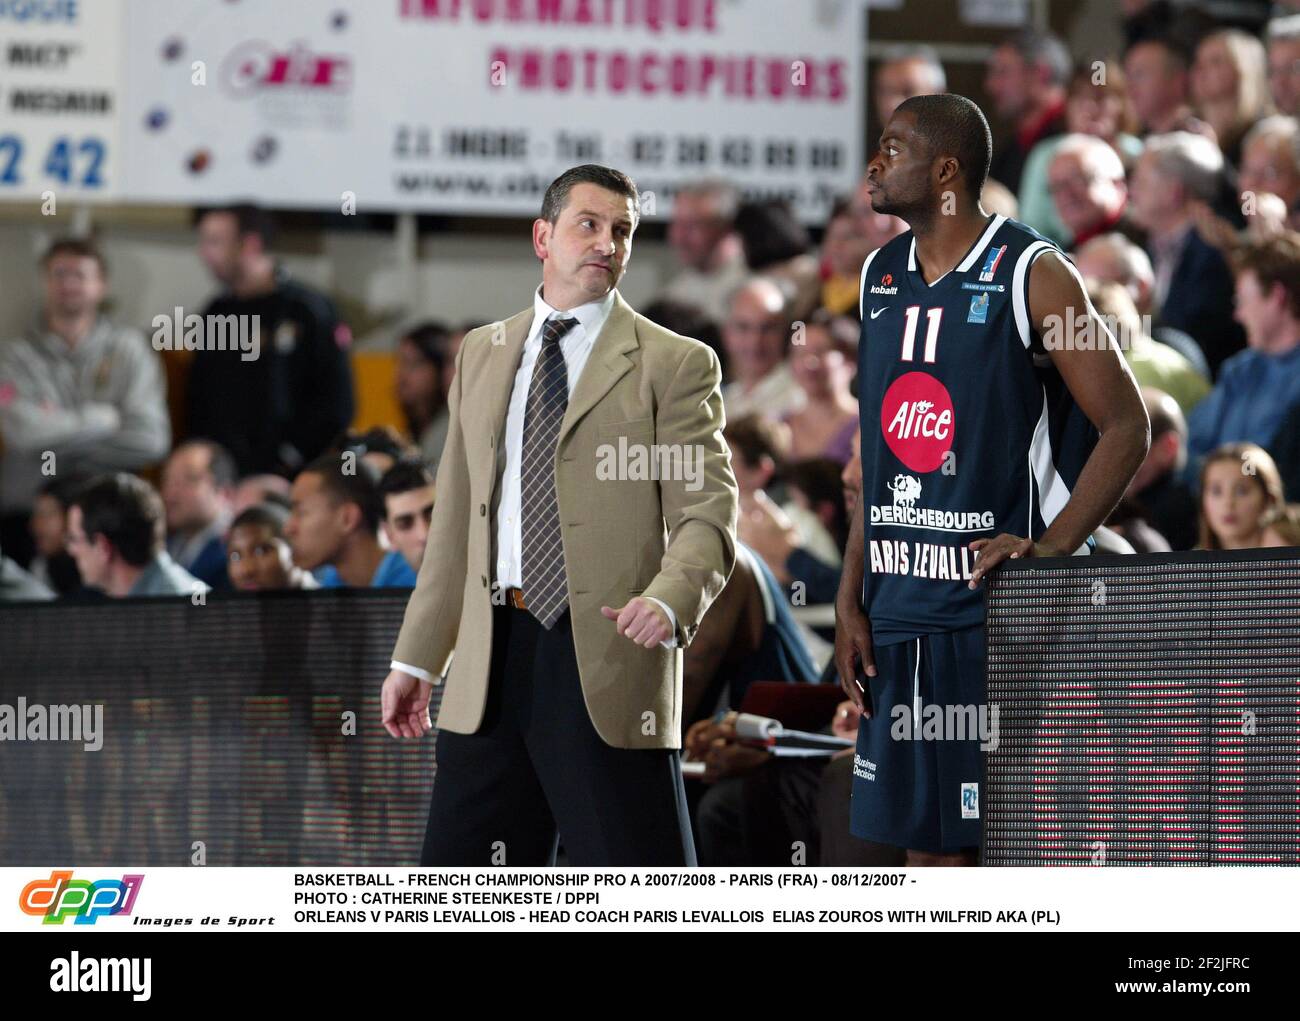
222;41;352;96
880;371;954;473
19;870;144;925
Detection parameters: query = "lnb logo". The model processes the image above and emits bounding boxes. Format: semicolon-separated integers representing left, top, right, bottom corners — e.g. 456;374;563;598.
20;870;144;925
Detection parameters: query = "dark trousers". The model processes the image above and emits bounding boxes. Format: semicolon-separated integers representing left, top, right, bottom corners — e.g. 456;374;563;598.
421;602;696;866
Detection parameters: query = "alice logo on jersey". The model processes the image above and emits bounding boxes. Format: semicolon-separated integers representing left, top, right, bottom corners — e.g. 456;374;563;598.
880;371;953;473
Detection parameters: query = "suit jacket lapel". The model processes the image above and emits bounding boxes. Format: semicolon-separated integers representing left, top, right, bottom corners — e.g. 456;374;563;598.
558;290;639;448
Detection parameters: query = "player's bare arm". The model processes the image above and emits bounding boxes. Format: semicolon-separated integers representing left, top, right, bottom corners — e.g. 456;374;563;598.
834;476;874;714
968;251;1150;586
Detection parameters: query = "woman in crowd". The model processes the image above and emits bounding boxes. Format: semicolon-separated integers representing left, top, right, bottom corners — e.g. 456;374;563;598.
1196;442;1293;548
1192;28;1272;167
781;310;859;465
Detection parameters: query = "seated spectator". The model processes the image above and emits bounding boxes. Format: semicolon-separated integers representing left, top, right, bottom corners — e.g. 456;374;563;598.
1193;115;1300;249
27;474;89;596
733;200;821;323
783;311;859;464
1192;28;1272;168
1073;231;1212;379
226;503;319;592
395;321;456;472
1186;234;1300;479
727;415;840;571
1129;132;1245;374
1085;279;1209;415
721;278;802;420
1239;115;1300;213
685;698;901;867
739;431;862;613
1124;33;1215;138
1110;387;1199;551
847;173;908;264
985;28;1071;194
1267;15;1300;117
161;439;235;590
231;473;292;517
872;44;947;132
1196;443;1287;549
0;237;170;568
1020;66;1143;246
286;454;417;588
685;707;827;866
66;473;208;598
742;460;848;585
820;198;875;317
657;178;748;328
680;540;821;725
1048;134;1146;251
378;459;435;574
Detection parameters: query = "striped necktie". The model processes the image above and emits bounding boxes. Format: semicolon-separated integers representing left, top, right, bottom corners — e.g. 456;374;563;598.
520;314;578;628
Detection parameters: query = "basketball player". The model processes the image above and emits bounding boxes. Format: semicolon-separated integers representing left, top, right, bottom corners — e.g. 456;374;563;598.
834;94;1150;866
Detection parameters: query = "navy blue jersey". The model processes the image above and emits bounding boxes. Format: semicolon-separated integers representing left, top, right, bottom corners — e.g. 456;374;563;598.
856;214;1097;646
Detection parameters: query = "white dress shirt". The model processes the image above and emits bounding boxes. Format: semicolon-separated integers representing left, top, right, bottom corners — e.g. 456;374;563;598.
392;286;676;684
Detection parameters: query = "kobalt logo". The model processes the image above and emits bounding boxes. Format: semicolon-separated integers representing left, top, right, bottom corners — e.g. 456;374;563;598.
880;371;954;473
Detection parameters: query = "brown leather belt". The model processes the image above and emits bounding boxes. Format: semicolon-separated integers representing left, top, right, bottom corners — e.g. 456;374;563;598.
504;587;527;609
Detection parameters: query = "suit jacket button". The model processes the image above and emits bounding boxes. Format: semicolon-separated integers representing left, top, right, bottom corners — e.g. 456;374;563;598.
481;575;487;587
479;504;486;516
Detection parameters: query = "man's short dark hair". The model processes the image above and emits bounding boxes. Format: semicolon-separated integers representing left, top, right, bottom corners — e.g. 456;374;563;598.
175;438;238;489
1232;231;1300;320
378;459;435;518
301;454;383;535
230;502;290;536
39;471;94;509
725;415;788;472
541;164;639;226
896;93;993;198
734;199;811;270
641;298;726;377
198;203;278;248
72;473;165;568
335;426;417;464
400;320;455;372
1124;32;1193;69
1001;27;1073;87
41;237;107;276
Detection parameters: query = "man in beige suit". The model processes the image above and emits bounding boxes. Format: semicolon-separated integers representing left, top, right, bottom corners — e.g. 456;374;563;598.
381;165;738;866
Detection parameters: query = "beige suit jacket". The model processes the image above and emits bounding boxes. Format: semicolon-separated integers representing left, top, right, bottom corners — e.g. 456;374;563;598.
391;289;738;749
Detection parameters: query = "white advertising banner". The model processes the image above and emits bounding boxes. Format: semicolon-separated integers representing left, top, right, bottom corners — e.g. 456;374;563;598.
120;0;864;220
0;0;125;203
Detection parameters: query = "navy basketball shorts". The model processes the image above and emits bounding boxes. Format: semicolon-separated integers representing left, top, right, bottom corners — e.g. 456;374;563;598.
849;624;987;854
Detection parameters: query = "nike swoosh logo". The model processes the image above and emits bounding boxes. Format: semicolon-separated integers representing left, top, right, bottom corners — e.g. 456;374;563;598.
870;307;888;319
